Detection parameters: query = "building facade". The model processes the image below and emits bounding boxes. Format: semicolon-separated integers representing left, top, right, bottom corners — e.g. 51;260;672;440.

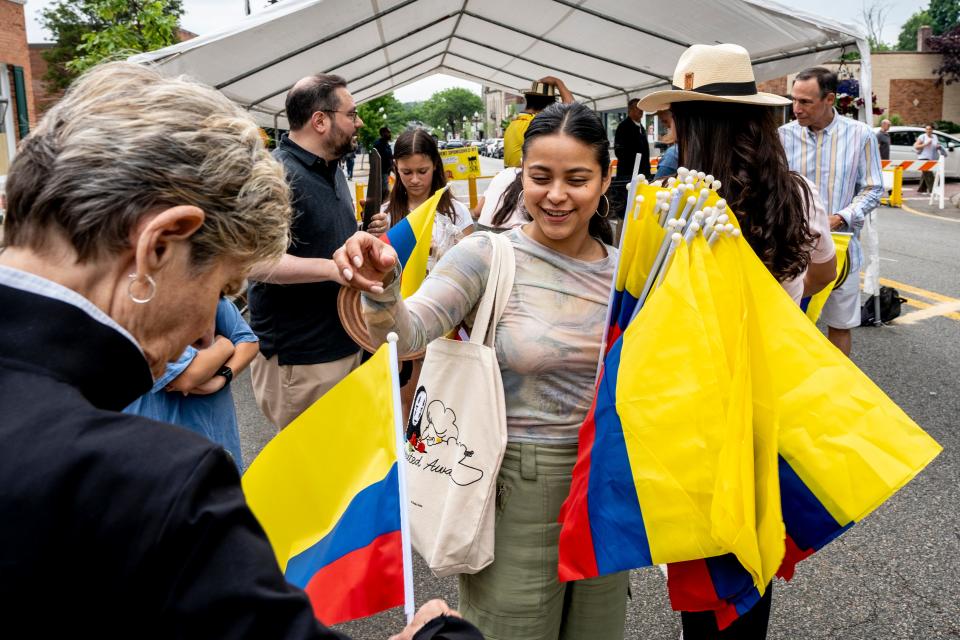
1;0;35;179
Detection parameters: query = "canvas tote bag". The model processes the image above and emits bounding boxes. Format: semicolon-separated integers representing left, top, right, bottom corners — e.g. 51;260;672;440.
403;231;515;577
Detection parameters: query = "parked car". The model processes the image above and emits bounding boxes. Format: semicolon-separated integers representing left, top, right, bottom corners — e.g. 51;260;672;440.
486;138;503;157
876;126;960;179
445;139;465;149
493;139;504;159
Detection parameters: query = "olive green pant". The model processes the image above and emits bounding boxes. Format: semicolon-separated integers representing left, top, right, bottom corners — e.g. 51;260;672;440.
459;442;629;640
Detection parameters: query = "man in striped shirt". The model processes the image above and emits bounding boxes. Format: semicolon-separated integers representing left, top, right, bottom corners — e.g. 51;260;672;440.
779;67;883;356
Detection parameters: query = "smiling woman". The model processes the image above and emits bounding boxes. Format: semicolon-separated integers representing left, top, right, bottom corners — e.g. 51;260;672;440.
334;102;628;640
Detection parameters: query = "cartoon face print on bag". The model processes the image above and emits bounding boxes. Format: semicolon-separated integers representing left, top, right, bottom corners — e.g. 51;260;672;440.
405;393;484;487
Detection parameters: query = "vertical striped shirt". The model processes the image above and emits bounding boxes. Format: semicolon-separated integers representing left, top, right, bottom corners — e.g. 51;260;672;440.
779;110;883;266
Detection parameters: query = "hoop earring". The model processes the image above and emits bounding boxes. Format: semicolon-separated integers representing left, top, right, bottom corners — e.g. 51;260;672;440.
127;273;156;304
597;194;611;218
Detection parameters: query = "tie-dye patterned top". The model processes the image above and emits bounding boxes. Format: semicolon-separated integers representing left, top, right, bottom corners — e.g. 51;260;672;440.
362;227;617;444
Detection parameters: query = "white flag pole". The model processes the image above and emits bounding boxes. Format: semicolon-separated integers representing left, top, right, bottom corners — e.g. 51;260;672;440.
387;333;415;624
595;207;633;383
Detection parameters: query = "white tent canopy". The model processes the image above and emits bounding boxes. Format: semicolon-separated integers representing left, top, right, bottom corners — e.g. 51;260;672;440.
131;0;870;130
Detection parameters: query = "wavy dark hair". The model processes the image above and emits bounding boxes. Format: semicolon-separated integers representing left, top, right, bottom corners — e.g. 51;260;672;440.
386;128;457;224
492;102;613;245
670;101;817;282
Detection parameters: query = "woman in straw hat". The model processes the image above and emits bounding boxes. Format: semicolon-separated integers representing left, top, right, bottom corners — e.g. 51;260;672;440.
639;43;837;306
638;43;839;638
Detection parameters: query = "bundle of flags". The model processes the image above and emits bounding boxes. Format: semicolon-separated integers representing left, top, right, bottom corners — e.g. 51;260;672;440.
381;187;446;298
558;168;941;629
242;343;409;626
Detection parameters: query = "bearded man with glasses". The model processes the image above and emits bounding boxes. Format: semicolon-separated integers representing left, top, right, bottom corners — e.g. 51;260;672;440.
247;74;388;430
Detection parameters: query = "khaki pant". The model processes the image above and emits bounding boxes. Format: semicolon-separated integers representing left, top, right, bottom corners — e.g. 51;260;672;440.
251;351;362;430
459;442;629;640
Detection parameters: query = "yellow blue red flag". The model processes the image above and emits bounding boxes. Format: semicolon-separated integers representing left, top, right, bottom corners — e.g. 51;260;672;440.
382;187;446;298
559;184;940;630
242;344;403;626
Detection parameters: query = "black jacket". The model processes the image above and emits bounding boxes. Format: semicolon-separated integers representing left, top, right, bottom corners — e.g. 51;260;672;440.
0;269;480;640
614;117;651;180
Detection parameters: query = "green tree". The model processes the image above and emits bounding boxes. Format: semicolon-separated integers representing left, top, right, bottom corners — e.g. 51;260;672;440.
420;87;483;138
896;9;933;50
929;0;960;34
896;0;959;51
40;0;183;89
355;93;408;150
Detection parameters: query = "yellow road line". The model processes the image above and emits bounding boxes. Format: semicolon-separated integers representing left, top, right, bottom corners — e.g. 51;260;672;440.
858;277;960;323
879;278;957;304
893;297;960;324
899;202;960;223
858;276;957;304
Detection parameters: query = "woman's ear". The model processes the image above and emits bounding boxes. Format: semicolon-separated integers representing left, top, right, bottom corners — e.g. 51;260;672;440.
601;171;613;195
132;205;205;276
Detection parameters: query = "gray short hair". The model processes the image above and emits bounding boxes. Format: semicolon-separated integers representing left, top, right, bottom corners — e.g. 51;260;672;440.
3;61;291;270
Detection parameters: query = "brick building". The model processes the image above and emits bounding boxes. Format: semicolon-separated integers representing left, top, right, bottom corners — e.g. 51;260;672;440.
28;43;64;117
1;0;36;178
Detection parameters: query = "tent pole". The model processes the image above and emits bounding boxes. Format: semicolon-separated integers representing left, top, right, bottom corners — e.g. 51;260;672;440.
856;39;873;124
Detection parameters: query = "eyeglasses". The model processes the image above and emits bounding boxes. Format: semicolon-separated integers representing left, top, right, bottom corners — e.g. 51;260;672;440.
324;109;360;122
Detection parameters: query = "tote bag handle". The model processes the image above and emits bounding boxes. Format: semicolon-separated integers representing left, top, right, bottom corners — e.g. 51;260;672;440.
469;232;516;348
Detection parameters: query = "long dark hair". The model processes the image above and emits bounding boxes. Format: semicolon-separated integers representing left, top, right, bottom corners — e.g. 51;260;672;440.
670;101;817;282
492;102;613;245
386;128;456;224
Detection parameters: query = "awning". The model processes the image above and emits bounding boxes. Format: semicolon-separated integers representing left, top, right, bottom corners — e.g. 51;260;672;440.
131;0;870;129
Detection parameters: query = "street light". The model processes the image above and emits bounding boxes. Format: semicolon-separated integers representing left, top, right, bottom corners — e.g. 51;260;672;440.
472;111;482;140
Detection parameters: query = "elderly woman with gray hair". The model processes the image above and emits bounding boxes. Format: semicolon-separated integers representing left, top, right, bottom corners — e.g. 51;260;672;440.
0;62;473;640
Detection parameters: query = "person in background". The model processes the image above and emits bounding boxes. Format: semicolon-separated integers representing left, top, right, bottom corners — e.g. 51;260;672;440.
653;109;678;180
385;127;474;268
503;76;573;167
336;102;628;640
611;97;652;216
0;60;472;639
914;124;946;194
373;126;395;196
124;296;259;470
876;119;891;161
344;135;358;180
246;74;388;431
780;66;882;356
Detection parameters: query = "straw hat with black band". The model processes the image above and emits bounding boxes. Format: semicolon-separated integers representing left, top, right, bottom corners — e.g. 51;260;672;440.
638;43;790;113
524;81;559;100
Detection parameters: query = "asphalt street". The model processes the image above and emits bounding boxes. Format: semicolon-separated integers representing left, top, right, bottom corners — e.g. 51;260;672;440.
235;176;960;639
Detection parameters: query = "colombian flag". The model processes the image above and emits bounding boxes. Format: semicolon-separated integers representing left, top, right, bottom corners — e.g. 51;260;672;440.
242;344;404;625
382;187;446;298
558;186;941;629
800;231;852;322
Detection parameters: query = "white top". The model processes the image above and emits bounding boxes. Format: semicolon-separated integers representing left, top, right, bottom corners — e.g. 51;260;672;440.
781;178;837;304
477;168;525;228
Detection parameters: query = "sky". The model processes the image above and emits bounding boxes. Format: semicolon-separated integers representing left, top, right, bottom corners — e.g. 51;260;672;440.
23;0;928;101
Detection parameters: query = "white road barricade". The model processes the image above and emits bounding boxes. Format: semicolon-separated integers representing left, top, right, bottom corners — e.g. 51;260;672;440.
881;158;946;209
